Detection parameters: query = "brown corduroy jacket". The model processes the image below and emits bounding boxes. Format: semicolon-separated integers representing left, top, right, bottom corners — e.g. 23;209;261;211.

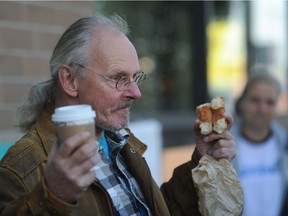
0;106;202;216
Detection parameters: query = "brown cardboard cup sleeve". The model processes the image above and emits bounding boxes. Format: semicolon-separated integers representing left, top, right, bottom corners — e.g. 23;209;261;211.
192;155;244;216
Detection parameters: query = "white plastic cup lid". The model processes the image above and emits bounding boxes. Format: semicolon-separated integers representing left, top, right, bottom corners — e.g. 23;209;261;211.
52;104;96;122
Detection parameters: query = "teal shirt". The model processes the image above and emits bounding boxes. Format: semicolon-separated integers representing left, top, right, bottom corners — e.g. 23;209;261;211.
98;132;110;158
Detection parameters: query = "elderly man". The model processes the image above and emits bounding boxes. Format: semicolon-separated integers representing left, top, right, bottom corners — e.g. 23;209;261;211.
0;15;237;215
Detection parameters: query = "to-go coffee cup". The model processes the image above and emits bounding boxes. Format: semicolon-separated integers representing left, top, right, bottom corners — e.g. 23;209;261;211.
52;104;96;143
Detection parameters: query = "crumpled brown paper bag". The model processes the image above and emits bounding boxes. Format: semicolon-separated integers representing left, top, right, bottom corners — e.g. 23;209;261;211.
192;155;244;216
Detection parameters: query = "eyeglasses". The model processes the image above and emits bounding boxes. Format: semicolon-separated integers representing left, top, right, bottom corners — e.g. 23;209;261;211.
75;63;146;91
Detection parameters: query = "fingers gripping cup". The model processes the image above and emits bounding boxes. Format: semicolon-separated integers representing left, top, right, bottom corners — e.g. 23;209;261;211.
52;105;96;143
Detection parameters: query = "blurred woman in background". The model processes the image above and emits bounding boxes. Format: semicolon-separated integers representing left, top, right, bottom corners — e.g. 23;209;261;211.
231;65;288;216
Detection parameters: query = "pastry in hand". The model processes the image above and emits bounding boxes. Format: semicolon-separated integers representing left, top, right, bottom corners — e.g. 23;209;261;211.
196;103;213;135
196;96;227;135
211;96;227;134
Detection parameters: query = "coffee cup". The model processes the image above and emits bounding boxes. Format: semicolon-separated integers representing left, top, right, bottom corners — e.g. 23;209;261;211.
52;104;96;143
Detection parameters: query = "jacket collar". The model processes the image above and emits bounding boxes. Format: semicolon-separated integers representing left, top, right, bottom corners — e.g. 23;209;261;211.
35;104;57;156
125;128;147;155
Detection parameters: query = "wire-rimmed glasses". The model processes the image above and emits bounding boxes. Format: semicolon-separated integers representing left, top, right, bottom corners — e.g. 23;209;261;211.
75;63;146;91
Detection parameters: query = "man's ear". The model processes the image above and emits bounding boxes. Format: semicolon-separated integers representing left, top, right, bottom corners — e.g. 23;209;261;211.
58;65;79;97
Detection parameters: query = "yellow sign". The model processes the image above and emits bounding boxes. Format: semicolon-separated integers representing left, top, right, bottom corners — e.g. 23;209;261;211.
207;20;246;98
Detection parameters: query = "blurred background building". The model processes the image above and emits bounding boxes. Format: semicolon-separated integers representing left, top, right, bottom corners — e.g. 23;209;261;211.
1;1;288;182
0;1;97;145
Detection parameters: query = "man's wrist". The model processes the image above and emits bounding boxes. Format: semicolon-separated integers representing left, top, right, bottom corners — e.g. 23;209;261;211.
192;148;202;165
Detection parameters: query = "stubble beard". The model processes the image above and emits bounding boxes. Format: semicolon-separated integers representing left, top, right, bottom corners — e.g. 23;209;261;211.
95;100;132;132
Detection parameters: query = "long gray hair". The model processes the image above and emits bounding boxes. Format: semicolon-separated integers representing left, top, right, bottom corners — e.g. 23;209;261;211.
17;15;129;132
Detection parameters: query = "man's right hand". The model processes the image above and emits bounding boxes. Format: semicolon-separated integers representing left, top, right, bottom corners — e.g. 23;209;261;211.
45;131;100;203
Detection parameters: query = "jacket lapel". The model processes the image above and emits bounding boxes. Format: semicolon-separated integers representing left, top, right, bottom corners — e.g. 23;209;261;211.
120;131;157;215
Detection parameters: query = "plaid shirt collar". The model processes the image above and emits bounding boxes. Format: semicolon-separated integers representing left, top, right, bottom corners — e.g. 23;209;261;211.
105;129;130;168
105;129;130;146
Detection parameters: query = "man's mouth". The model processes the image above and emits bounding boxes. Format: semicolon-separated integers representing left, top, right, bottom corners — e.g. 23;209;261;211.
111;101;133;112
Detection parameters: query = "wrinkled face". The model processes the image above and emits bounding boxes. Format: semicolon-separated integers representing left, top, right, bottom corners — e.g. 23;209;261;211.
240;81;278;130
77;30;142;132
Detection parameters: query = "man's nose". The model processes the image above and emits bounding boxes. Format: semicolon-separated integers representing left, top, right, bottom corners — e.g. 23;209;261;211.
123;82;142;99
